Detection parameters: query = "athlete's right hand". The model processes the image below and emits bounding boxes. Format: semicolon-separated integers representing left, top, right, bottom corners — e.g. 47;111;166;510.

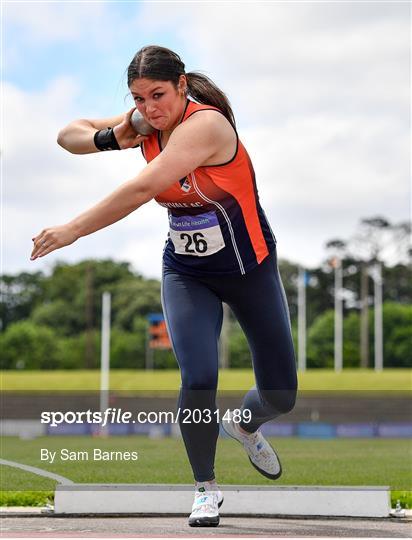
113;108;149;149
30;223;79;261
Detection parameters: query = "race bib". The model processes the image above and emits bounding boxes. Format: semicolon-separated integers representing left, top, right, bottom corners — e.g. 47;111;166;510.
169;211;225;257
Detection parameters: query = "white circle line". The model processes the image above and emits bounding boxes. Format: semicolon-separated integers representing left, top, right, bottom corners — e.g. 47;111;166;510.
0;459;74;485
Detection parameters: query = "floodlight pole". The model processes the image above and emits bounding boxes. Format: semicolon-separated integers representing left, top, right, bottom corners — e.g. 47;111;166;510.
297;267;307;372
334;258;343;372
372;262;383;371
100;292;111;435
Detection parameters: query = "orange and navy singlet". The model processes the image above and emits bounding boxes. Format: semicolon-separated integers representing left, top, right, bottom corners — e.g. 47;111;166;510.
141;100;276;276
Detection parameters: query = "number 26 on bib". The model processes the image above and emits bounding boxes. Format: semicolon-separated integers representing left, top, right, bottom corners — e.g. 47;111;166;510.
169;211;225;257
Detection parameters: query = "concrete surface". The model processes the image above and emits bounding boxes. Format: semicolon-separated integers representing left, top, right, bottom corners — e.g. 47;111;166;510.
54;484;392;518
0;512;411;538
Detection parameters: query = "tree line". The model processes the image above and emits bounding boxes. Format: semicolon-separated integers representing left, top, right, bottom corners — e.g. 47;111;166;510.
1;215;411;370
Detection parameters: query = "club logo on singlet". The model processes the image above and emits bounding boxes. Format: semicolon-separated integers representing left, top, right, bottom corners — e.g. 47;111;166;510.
180;177;191;193
169;211;225;257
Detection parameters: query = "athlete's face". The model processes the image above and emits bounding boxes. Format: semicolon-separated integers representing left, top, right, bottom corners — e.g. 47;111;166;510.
129;76;187;133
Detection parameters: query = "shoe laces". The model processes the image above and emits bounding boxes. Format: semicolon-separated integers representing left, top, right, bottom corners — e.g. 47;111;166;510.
242;431;277;463
237;426;261;448
191;490;218;514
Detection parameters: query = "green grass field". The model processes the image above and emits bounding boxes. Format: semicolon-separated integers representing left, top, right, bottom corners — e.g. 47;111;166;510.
2;368;412;392
2;369;410;509
1;436;411;508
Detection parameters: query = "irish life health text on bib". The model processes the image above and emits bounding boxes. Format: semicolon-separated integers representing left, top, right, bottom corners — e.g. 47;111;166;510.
169;211;225;257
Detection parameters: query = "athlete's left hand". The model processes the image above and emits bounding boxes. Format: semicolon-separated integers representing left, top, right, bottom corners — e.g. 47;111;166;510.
30;224;79;260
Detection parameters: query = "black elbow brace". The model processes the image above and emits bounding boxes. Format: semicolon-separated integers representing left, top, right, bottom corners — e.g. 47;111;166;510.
94;128;120;151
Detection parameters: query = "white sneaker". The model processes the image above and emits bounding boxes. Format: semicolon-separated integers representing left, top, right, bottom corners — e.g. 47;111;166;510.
221;410;282;480
188;487;221;527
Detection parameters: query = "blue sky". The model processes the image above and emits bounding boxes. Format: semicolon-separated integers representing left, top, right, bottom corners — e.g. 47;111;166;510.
3;1;410;278
4;2;195;113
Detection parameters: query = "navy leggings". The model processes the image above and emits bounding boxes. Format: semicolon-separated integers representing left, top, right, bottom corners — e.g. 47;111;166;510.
161;249;297;482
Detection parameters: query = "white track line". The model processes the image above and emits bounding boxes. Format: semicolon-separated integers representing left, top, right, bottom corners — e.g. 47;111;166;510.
0;459;73;485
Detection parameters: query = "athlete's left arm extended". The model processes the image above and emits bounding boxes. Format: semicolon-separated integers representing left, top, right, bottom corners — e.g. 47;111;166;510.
30;112;227;260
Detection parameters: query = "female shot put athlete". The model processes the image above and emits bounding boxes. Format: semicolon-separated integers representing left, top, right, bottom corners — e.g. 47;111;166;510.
31;46;297;527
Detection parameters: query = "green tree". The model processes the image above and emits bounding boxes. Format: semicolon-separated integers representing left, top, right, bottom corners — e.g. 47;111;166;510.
307;310;362;368
110;328;146;369
31;300;80;336
307;310;335;368
0;272;46;330
383;264;412;304
379;303;412;368
0;321;60;369
278;259;338;327
306;303;412;369
111;279;162;332
57;332;101;370
43;259;135;303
